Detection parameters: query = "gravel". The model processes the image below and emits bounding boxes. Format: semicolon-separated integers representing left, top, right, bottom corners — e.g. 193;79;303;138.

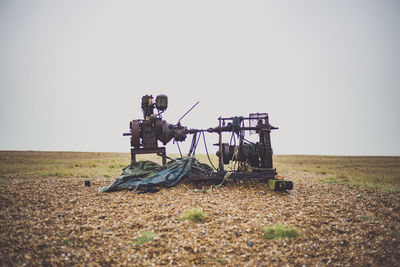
1;173;399;266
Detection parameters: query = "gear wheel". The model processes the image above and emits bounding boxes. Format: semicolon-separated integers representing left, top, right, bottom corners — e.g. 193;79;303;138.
130;120;141;148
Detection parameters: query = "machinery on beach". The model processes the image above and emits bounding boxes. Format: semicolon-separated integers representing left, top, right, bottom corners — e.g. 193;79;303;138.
122;94;293;191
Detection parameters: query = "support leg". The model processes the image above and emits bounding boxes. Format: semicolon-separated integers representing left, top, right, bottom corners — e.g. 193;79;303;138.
131;152;136;164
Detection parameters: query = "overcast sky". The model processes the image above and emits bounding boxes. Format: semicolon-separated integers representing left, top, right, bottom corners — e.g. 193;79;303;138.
0;0;399;156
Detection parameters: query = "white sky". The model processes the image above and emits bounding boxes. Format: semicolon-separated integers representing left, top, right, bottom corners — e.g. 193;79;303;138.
0;0;399;156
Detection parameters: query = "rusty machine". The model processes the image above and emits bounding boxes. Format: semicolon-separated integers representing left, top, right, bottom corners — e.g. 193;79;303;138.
123;94;188;165
123;94;292;191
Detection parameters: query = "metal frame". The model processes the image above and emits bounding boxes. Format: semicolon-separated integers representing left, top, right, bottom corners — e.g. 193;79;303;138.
130;147;167;165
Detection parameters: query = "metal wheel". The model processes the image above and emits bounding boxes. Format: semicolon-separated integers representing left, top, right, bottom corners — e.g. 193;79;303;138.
222;143;231;165
131;120;141;148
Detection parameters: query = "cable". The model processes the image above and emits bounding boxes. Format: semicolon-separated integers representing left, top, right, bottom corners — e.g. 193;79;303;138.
176;140;183;158
202;131;218;171
188;132;198;156
192;131;201;156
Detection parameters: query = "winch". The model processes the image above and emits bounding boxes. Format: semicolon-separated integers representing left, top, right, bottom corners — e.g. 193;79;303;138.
123;94;293;191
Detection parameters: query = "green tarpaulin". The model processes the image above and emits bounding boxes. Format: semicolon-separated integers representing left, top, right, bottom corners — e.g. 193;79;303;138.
100;157;201;192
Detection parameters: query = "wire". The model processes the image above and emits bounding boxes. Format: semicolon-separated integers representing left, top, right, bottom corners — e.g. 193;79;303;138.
193;131;201;156
202;131;218;171
176;140;183;158
188;132;198;156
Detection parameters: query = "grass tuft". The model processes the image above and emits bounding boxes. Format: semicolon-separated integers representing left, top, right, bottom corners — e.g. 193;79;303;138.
62;237;75;247
216;257;227;265
262;223;301;240
391;229;400;237
181;208;207;223
133;231;155;245
359;214;375;221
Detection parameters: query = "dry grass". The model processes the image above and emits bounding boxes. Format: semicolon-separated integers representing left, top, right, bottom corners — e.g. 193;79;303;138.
1;151;399;192
274;155;400;192
0;151;131;181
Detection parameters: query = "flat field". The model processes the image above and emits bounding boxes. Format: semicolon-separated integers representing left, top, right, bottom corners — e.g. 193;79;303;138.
0;151;399;266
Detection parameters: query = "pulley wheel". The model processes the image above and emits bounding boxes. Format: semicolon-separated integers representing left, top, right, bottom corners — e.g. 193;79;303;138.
222;143;231;165
131;120;141;148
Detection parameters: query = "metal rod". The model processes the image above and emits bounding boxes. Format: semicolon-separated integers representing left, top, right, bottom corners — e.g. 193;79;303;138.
176;141;183;158
218;116;224;171
177;101;199;125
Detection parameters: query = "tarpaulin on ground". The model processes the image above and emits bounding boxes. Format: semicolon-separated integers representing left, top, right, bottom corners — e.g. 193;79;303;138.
100;157;201;192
